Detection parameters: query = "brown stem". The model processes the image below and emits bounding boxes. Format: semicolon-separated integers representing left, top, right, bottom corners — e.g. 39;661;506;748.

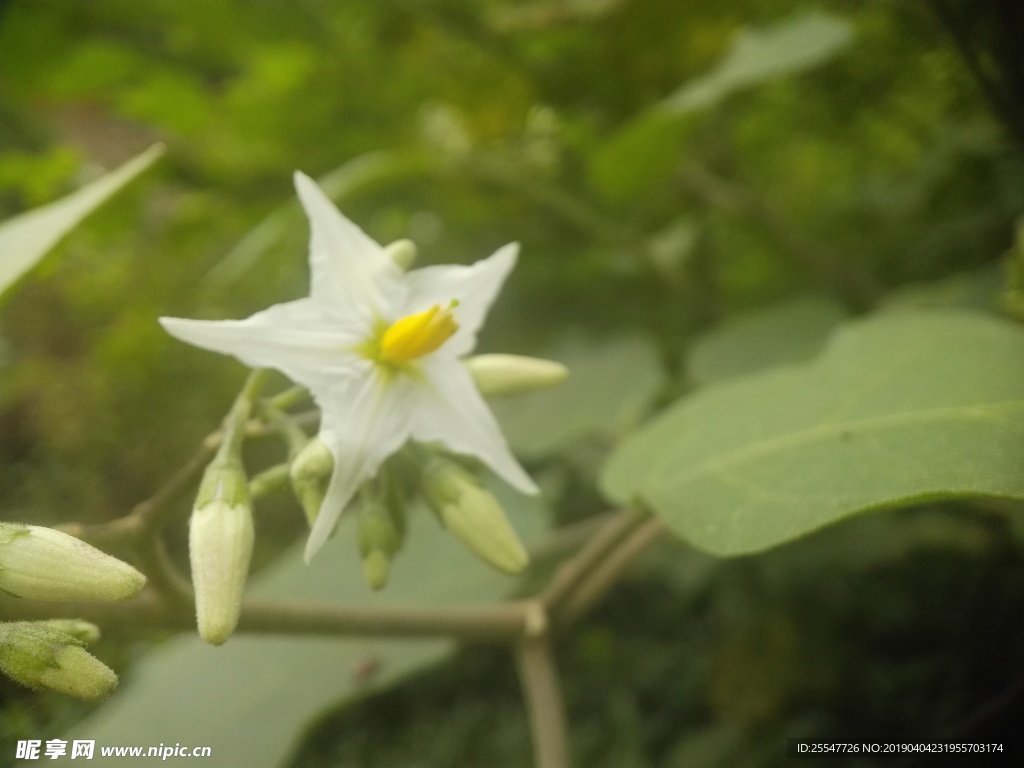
558;518;665;627
516;635;571;768
540;508;648;614
0;595;530;641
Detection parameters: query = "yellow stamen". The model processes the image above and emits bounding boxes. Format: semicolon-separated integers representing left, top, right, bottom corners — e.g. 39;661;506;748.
379;301;459;363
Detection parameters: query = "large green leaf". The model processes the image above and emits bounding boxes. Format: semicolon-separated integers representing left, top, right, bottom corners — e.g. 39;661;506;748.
688;295;847;385
64;485;547;767
0;144;164;300
601;310;1024;556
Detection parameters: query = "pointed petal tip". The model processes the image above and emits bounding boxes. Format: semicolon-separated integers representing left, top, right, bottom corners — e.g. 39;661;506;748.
518;475;541;496
303;510;331;564
495;241;520;264
157;315;192;339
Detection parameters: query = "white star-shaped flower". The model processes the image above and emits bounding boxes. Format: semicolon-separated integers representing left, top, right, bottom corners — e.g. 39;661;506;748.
161;172;538;561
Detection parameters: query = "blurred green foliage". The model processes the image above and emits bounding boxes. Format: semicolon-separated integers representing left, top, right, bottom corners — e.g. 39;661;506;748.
2;0;1024;765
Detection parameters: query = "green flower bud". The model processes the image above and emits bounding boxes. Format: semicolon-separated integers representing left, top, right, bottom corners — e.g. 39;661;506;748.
290;438;334;527
362;550;390;591
384;238;417;271
422;459;528;575
190;463;254;646
40;619;101;645
356;499;404;591
0;621;117;700
464;354;568;397
0;523;146;602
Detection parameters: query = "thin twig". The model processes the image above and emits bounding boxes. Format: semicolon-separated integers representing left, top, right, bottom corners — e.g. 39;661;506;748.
527;511;620;562
540;508;648;613
133;531;193;609
516;636;571;768
558;518;665;627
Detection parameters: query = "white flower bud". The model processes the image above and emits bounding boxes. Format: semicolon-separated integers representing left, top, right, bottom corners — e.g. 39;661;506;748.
422;460;528;574
464;354;568;397
0;621;118;700
0;523;146;602
189;465;254;646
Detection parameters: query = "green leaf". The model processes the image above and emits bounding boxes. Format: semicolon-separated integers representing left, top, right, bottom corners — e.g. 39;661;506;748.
66;486;547;767
688;295;847;385
601;310;1024;556
663;12;854;116
590;12;852;201
588;110;694;203
881;266;1004;314
0;144;164;301
490;334;666;459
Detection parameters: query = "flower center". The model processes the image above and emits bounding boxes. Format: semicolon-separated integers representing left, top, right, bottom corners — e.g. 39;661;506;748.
378;301;459;364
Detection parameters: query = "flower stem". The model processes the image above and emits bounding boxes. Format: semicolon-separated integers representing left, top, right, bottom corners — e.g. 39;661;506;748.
214;369;270;465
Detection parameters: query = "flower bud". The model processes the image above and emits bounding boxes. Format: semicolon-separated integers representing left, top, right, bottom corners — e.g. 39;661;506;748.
464;354;568;397
189;464;254;645
41;619;102;645
0;523;146;602
290;438;335;527
422;459;528;574
0;621;117;700
357;499;405;590
384;238;417;270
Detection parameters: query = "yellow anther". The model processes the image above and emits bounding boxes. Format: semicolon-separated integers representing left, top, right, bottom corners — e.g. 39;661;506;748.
379;301;459;363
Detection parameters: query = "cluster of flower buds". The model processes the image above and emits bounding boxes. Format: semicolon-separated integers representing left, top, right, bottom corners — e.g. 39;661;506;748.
0;621;117;700
281;368;565;590
0;523;147;699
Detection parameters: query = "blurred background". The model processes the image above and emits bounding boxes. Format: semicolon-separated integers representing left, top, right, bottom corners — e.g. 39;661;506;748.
2;0;1024;765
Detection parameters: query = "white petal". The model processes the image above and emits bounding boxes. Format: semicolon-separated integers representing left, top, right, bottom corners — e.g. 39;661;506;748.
293;172;405;321
411;356;538;494
160;299;363;388
303;368;413;561
402;242;518;356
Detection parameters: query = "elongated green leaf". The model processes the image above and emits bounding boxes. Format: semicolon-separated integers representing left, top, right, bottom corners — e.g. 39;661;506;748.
602;310;1024;556
590;12;852;201
663;12;853;115
66;485;547;767
0;144;164;300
